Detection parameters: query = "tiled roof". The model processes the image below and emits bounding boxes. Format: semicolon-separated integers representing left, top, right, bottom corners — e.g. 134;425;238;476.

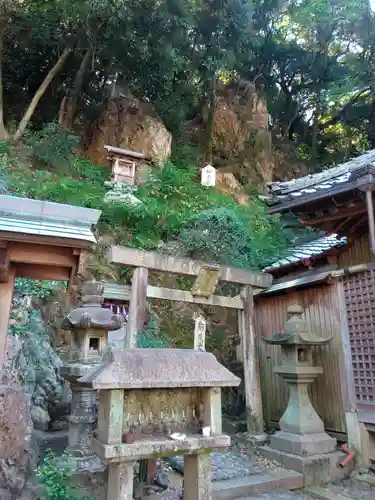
255;266;336;296
0;195;101;246
264;234;347;272
268;149;375;205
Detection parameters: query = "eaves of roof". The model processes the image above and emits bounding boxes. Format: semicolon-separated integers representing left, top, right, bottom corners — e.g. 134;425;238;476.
263;234;347;272
0;195;101;246
267;149;375;211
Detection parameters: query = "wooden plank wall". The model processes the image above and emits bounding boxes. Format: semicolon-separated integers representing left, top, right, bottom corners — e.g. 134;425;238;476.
255;282;347;436
339;233;373;267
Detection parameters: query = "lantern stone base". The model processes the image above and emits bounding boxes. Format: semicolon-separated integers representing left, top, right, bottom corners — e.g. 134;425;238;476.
270;430;336;456
70;459;107;500
261;446;354;486
31;429;68;465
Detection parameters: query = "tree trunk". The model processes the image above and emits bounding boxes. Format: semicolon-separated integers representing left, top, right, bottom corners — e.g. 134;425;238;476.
203;74;217;165
0;21;8;141
311;88;321;161
13;47;72;142
61;47;92;129
368;86;375;148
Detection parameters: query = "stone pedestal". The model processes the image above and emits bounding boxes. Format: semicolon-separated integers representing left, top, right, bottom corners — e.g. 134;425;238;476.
66;384;103;472
261;305;348;485
108;462;134;500
269;368;336;456
184;453;212;500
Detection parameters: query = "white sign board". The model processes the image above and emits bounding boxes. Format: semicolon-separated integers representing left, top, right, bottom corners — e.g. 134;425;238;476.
201;164;216;187
193;314;206;351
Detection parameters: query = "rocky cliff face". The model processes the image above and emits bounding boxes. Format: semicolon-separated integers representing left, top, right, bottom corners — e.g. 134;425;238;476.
85;95;172;166
186;81;308;191
212;82;308;188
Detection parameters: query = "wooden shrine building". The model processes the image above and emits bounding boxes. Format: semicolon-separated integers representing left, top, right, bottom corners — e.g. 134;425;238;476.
0;194;101;369
104;144;151;185
257;148;375;464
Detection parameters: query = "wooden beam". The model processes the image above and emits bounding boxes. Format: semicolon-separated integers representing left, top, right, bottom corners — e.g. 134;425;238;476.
0;247;9;283
239;285;264;434
0;232;94;249
126;267;148;348
14;263;71;281
0;266;15;370
301;203;367;225
8;243;76;268
109;246;272;288
347;214;367;235
147;285;243;309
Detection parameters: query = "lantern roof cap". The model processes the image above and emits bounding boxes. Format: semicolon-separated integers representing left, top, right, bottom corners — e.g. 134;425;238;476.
263;304;332;346
62;281;124;331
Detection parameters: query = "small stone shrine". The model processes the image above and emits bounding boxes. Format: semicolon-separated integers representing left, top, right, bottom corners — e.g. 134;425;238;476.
60;281;124;474
261;305;350;485
79;348;240;499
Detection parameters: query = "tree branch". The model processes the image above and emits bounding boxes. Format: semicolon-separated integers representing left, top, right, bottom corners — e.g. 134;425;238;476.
319;87;370;129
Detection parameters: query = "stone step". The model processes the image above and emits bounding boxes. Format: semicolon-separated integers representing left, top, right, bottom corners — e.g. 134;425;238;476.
230;491;302;499
213;467;304;500
305;486;355;500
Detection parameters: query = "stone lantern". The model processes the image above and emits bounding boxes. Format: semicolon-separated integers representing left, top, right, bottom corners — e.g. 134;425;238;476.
262;305;340;485
61;281;124;472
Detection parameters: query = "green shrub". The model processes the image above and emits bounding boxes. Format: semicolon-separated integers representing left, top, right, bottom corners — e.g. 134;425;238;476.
179;200;292;269
179;207;252;267
36;452;81;500
27;122;79;169
137;316;169;348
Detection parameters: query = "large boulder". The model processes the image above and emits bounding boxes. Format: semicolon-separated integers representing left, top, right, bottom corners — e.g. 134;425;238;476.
215;169;248;205
85;95;172;166
185;81;308;189
0;385;32;497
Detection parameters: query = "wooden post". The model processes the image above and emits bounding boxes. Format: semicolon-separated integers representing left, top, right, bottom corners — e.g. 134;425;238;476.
126;267;156;484
239;285;264;436
126;267;148;348
0;266;15;372
365;189;375;255
336;279;363;459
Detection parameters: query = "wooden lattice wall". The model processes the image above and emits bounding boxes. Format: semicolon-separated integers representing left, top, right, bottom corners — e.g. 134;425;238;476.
343;269;375;405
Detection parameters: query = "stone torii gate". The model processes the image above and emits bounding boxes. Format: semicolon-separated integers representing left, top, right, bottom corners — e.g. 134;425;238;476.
109;245;272;437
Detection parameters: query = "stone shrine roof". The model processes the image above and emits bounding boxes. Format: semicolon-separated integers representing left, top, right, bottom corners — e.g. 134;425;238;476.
79;348;241;389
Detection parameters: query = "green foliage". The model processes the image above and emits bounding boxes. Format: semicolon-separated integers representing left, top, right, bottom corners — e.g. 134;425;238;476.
26;122;79;169
137;316;169;348
179;201;291;269
13;278;63;301
180;207;254;267
10;308;65;394
36;452;89;500
1;136;292;269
